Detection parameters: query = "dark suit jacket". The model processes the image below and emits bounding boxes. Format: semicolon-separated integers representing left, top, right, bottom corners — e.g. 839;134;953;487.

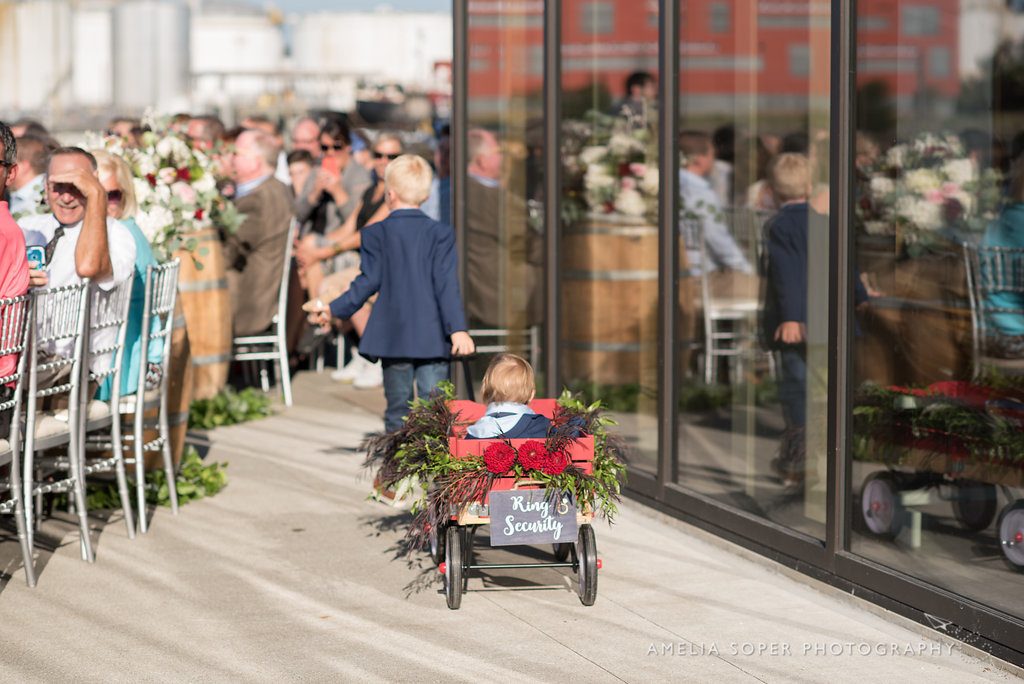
329;208;468;360
225;177;294;336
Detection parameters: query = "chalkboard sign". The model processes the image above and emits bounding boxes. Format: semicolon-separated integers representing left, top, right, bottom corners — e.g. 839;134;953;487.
488;489;578;547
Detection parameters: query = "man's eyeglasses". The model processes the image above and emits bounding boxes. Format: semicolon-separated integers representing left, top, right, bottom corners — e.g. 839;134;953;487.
373;151;401;161
0;161;12;170
106;189;124;203
321;142;347;152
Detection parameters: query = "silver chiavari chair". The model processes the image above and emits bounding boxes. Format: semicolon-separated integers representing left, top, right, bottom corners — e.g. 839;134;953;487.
123;260;181;533
22;281;93;564
0;294;36;586
80;278;137;539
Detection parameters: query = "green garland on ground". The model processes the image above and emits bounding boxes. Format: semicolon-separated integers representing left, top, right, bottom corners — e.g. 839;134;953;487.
65;446;228;510
188;386;274;429
362;382;629;554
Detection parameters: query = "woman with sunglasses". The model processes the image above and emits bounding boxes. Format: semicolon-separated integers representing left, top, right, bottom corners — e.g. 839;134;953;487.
296;132;404;386
90;150;161;402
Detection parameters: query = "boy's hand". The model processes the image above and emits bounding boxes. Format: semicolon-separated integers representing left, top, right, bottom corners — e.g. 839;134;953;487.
302;299;331;327
774;321;805;345
450;331;475;356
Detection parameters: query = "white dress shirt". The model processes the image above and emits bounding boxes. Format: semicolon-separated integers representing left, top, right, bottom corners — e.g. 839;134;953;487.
18;213;137;372
679;168;753;276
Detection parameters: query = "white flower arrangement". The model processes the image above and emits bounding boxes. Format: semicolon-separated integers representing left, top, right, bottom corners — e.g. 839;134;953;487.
857;132;1003;253
93;112;243;262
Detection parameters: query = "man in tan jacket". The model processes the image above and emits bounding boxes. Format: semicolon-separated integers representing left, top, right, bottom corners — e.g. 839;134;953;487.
225;129;294;336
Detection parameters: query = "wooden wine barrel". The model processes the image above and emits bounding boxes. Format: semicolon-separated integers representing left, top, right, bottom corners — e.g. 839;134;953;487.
176;228;231;400
562;218;659;386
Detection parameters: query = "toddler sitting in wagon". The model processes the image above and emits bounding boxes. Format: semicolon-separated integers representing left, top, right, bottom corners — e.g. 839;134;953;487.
465;353;552;439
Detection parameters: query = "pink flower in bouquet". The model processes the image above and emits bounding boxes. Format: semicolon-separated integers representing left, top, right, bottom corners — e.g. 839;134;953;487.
483;443;517;474
158;167;178;185
940;181;960;197
925;189;944;204
171;181;197;205
629;162;647;177
517;440;549;472
620;176;637;191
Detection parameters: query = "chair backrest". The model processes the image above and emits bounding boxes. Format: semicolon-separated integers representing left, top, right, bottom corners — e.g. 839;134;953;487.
86;278;134;403
273;220;296;326
137;260;181;417
962;242;1024;375
25;281;91;450
0;293;32;451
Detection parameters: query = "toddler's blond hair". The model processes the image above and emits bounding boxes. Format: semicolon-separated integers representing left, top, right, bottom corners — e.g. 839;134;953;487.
769;153;811;203
384;153;433;206
481;353;536;405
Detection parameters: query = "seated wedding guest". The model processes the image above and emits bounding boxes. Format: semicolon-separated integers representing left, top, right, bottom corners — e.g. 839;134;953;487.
7;133;56;217
678;130;753;277
224;129;294;337
187;115;225;152
286;149;315;200
107;117;144;147
981;157;1024;357
422;129;450;225
294;118;371;239
289;116;321;157
242;114;290;184
90;150;160;400
0;122;30;436
10;119;49;139
18;147;137;383
295;132;403;388
466;353;551;439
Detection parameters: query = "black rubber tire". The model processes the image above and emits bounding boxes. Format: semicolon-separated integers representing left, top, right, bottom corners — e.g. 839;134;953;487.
461;526;474;591
428;520;446;566
997;500;1024;572
576;524;598;606
861;471;904;538
951;481;997;532
444;526;463;609
553;542;572;562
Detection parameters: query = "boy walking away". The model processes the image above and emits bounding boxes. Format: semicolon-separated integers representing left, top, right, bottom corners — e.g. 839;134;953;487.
314;154;474;431
760;153;812;489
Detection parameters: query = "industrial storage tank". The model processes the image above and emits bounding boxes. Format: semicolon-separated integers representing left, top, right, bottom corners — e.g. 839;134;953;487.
0;0;73;118
112;0;190;113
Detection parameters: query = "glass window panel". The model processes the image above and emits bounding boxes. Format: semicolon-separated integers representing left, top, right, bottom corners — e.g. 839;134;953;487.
580;1;615;35
464;1;546;391
674;0;832;540
851;0;1024;620
560;0;660;475
710;2;730;34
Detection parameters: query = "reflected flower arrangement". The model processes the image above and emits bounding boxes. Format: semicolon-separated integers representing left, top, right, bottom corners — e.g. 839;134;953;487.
857;133;1003;254
561;111;659;224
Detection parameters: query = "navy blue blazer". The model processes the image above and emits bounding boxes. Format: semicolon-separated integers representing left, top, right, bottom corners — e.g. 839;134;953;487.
329;208;468;360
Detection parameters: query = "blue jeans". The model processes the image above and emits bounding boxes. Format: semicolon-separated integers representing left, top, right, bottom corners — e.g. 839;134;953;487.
777;347;807;429
381;358;450;432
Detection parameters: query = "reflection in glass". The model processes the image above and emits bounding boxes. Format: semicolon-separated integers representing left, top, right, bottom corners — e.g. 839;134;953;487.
464;2;545;386
673;0;831;540
559;0;660;473
850;0;1024;619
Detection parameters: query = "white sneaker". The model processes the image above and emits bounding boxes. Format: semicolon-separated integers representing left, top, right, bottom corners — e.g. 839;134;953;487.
353;359;383;389
331;352;368;383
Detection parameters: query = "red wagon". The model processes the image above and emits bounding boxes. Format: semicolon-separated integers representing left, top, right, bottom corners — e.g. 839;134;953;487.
430;399;602;610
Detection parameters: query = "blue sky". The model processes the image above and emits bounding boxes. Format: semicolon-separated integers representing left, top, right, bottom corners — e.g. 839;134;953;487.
253;0;450;11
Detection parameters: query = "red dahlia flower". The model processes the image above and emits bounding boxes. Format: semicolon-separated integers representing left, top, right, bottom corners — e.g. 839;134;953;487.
517;440;549;472
483;442;517;474
542;450;569;476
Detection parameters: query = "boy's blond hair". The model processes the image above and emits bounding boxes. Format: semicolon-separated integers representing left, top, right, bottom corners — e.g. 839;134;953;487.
384;153;433;205
769;153;811;203
481;353;535;404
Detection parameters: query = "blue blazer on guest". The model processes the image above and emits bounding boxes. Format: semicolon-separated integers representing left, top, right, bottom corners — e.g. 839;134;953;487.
329;208;468;360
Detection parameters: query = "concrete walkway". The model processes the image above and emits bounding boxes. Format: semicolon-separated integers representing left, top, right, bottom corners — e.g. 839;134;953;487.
0;373;1019;682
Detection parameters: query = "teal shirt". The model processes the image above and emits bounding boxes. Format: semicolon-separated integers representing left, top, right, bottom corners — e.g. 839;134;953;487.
96;217;163;400
981;204;1024;337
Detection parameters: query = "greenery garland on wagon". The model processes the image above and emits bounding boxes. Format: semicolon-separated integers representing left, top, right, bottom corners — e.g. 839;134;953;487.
363;382;628;554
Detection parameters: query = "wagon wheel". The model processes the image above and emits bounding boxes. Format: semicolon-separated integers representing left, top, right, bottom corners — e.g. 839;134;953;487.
861;471;904;539
428;520;447;566
553;542;572;562
951;481;997;532
997;500;1024;572
576;524;598;606
461;526;474;591
444;526;463;609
